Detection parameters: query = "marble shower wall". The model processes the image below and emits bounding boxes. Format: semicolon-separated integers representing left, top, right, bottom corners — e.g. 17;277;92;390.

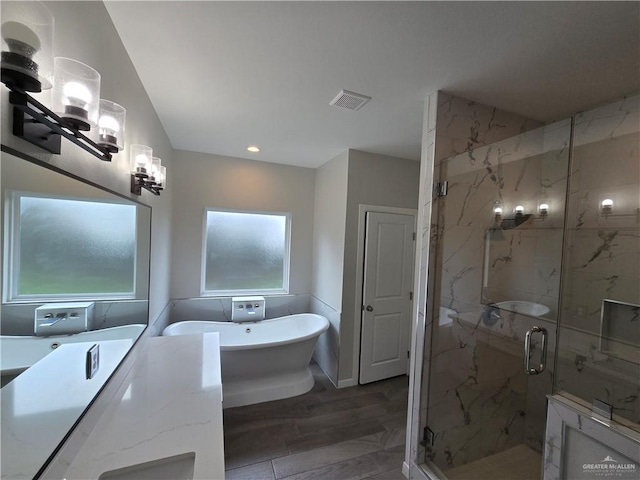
555;94;640;428
421;93;571;472
439;118;571;317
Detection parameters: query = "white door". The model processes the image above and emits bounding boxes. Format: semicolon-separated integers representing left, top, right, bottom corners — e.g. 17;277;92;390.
359;211;415;384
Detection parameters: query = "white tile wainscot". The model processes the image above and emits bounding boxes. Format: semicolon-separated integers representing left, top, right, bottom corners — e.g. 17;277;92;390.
59;333;224;480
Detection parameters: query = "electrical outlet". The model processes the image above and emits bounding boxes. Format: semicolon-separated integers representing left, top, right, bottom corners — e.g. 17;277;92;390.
86;344;100;379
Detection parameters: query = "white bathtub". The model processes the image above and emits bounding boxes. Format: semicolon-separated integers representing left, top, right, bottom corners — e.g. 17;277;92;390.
0;324;146;378
162;313;329;408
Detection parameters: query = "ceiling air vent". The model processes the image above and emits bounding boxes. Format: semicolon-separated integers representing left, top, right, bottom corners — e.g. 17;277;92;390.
329;89;371;111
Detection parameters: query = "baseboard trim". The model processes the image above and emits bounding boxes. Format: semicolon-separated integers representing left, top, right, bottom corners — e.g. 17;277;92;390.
337;378;357;388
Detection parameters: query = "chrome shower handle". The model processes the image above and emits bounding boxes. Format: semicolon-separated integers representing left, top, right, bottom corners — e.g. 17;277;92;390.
524;326;548;375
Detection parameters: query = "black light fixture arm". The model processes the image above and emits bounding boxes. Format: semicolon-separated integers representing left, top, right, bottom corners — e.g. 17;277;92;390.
8;89;112;162
131;173;162;196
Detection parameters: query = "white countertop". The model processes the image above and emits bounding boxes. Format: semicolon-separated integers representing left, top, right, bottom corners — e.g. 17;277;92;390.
60;332;224;480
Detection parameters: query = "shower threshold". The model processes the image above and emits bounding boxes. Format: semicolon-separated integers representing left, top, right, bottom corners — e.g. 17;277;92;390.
444;444;542;480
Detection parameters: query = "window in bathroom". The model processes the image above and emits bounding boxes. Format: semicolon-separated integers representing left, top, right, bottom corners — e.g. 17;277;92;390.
202;209;290;295
5;193;138;301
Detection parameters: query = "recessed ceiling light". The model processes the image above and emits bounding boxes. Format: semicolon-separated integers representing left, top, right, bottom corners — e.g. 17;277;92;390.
247;145;260;153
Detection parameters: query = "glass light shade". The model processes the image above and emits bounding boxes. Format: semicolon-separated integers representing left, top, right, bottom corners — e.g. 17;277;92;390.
601;198;614;214
1;1;54;92
157;165;167;189
515;205;525;214
52;57;101;130
96;99;126;152
539;203;549;215
130;144;152;176
149;157;161;183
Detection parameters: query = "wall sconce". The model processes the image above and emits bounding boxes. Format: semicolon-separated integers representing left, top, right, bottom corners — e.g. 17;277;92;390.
538;203;549;217
1;4;117;161
515;205;525;215
493;201;503;222
96;99;126;153
1;1;54;92
600;198;614;216
130;145;164;196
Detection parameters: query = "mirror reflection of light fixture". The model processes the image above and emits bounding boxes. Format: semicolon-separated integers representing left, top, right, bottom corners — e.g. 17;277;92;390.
600;198;614;215
493;201;503;221
96;99;125;153
1;1;54;92
52;57;100;130
538;203;549;217
130;146;164;196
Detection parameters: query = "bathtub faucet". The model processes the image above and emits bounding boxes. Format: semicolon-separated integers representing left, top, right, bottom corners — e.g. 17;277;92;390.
34;302;95;336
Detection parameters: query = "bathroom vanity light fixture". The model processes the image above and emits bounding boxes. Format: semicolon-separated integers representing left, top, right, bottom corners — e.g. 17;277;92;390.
96;99;126;153
1;4;121;161
1;1;54;93
52;57;100;131
130;145;164;196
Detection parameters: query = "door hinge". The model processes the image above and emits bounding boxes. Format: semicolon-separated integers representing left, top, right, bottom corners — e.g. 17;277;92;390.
407;350;410;359
413;232;416;241
409;291;413;300
435;181;448;197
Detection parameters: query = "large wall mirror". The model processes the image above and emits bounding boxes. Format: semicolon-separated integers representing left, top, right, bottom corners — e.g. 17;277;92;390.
0;147;150;479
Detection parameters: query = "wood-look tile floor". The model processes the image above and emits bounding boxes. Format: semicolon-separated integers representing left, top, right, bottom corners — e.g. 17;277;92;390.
223;363;409;480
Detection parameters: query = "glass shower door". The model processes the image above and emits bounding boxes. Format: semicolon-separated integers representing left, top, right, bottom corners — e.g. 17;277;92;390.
421;119;572;478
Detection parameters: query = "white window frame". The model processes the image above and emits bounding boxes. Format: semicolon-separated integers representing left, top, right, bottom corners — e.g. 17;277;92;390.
3;191;139;303
201;208;291;297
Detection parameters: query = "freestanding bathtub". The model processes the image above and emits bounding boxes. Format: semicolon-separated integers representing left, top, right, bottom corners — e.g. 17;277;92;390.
162;313;329;408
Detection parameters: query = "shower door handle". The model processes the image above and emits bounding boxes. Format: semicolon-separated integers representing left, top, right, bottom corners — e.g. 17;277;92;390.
524;326;548;375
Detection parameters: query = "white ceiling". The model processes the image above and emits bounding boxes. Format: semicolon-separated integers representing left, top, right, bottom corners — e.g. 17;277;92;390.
105;1;640;168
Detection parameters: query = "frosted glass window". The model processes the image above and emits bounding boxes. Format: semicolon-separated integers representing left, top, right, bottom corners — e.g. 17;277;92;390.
203;210;289;294
11;195;136;298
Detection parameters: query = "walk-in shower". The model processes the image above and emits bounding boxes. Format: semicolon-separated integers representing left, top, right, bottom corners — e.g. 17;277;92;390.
411;92;639;480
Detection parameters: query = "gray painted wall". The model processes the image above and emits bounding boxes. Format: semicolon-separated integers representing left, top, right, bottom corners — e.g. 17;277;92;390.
339;149;421;383
169;149;316;299
311;151;349;383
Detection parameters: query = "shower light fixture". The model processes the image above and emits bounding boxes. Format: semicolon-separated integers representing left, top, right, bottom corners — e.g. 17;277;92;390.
538;203;549;217
600;198;614;215
493;201;503;221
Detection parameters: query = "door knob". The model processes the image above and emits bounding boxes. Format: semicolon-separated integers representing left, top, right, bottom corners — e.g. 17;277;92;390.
366;305;373;312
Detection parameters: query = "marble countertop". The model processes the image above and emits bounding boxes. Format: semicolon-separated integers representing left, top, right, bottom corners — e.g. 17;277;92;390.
60;332;224;480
